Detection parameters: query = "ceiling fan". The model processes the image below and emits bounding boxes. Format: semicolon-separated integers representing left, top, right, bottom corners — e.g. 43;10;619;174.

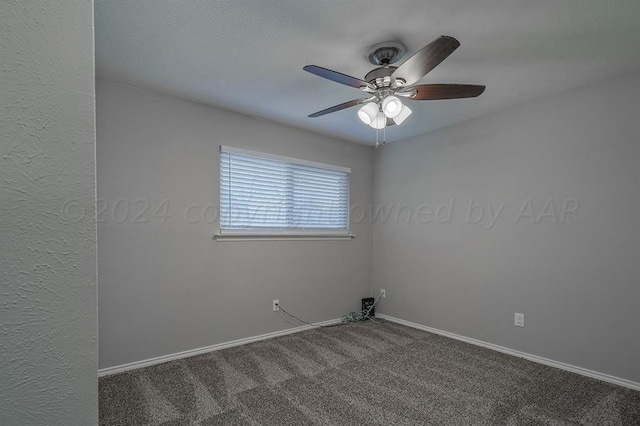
303;35;485;136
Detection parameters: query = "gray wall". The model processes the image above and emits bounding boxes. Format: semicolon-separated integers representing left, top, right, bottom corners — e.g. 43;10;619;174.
96;79;373;369
372;71;640;382
0;1;97;424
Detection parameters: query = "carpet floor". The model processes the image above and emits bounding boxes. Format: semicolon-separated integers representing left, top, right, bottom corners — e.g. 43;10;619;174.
99;321;640;425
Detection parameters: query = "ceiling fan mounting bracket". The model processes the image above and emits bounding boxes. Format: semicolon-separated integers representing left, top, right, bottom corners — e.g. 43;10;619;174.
366;41;406;66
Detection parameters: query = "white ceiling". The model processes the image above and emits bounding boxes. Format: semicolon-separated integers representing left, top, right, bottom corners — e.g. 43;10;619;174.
95;0;640;145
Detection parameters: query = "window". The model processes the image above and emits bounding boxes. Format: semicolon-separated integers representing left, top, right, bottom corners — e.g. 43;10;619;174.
218;146;352;239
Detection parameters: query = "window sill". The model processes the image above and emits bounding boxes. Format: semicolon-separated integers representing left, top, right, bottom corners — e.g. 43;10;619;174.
213;233;355;242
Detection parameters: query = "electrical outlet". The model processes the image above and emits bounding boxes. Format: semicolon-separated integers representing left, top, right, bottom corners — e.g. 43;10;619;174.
273;299;279;312
514;313;524;327
380;289;386;298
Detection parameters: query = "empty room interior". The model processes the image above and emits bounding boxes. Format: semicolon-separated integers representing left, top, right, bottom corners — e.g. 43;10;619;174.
3;1;640;425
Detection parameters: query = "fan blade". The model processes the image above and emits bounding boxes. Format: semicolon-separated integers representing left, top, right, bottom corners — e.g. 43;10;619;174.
304;65;372;90
308;99;367;118
405;84;485;100
391;36;460;86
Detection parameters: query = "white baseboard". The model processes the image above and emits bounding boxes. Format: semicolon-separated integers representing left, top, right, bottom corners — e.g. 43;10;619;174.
377;314;640;392
99;314;640;392
98;318;342;377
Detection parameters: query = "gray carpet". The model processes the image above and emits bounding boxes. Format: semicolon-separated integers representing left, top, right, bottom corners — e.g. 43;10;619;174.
99;321;640;425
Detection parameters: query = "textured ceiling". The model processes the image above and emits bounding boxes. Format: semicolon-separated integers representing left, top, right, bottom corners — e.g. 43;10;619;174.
95;1;640;145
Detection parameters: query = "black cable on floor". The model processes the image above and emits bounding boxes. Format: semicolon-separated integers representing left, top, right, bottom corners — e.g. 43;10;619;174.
277;304;340;328
277;302;385;328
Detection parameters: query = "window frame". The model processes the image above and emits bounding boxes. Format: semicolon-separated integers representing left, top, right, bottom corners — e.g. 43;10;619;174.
215;145;354;241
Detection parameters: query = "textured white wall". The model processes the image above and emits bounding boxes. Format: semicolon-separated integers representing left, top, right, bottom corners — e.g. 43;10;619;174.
0;1;97;424
96;80;373;369
372;71;640;382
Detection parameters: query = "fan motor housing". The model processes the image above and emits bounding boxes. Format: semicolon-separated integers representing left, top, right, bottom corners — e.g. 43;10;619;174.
364;66;397;87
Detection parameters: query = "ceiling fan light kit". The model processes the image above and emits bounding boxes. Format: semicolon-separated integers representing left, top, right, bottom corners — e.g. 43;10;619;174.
357;102;379;125
382;95;403;119
358;95;409;130
370;111;387;130
392;104;412;125
303;35;485;144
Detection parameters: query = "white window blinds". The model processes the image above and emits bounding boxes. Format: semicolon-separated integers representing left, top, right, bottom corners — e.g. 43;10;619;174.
220;146;350;233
